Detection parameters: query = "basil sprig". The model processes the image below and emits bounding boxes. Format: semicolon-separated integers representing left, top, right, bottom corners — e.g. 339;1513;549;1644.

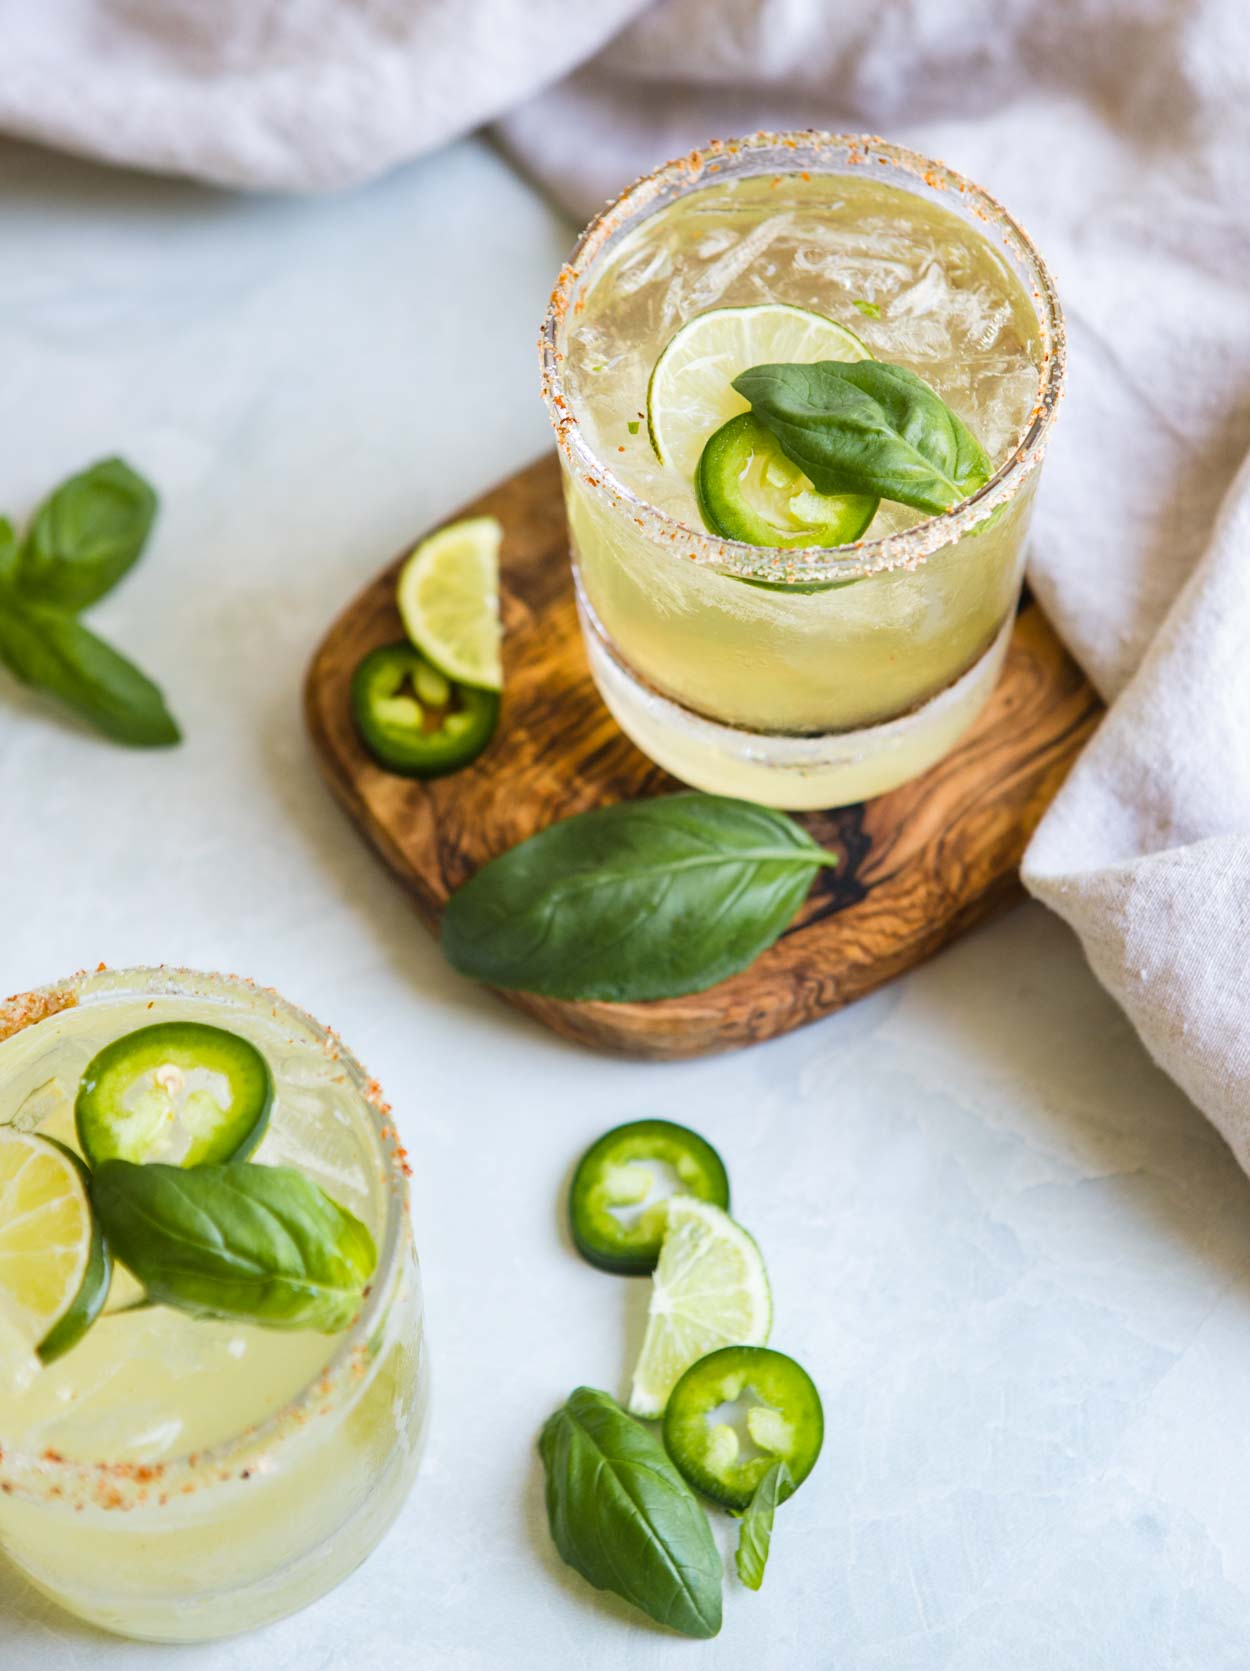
540;1387;722;1639
0;602;179;748
16;458;157;610
442;793;838;1002
0;458;180;745
92;1160;377;1333
735;1459;792;1591
733;359;992;516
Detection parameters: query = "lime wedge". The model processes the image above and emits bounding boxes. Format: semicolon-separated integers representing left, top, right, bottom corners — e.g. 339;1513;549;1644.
397;516;503;692
0;1130;111;1364
628;1196;771;1418
647;304;869;481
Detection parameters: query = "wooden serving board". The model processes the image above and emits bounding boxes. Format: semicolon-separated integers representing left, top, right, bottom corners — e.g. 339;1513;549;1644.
306;453;1102;1060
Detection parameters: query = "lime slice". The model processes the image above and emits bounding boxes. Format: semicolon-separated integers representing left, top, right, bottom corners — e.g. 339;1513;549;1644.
397;516;503;692
647;304;869;481
0;1130;112;1364
628;1196;771;1418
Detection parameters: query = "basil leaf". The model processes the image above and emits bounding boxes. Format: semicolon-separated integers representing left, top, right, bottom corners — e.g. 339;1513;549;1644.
0;598;180;746
442;793;837;1002
539;1387;722;1639
92;1160;377;1332
0;518;17;589
735;1459;791;1591
734;359;992;516
16;458;157;611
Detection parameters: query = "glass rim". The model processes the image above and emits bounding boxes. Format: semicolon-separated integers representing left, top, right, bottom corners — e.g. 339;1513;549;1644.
539;129;1066;585
0;964;412;1509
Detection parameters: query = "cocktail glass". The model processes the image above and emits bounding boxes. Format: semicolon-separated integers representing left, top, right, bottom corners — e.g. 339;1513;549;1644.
540;132;1065;809
0;965;428;1643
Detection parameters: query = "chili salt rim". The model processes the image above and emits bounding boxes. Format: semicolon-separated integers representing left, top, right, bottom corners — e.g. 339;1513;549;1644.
0;965;413;1511
539;130;1066;586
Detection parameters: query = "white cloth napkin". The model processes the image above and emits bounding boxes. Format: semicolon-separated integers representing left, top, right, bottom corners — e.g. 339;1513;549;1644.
3;0;1248;1158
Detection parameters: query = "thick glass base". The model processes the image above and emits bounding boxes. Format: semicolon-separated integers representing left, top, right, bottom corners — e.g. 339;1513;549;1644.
2;1343;430;1643
580;603;1014;810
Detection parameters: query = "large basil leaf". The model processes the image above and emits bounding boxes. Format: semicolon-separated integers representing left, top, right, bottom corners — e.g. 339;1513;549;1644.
0;599;180;746
92;1160;377;1333
735;1459;791;1591
734;360;992;516
539;1387;722;1638
442;793;837;1002
16;458;157;611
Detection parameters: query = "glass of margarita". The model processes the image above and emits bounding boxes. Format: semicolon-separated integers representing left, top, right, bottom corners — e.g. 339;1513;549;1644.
0;966;428;1643
540;132;1065;809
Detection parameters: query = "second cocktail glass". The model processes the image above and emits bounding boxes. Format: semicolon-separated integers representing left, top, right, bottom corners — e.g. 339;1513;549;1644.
0;966;428;1643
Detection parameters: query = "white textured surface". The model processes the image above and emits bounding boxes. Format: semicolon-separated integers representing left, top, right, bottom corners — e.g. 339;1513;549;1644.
3;136;1250;1670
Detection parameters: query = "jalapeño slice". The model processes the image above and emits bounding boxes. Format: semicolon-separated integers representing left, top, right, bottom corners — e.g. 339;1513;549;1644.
663;1345;824;1510
696;412;877;549
351;641;499;778
568;1119;730;1275
76;1022;273;1169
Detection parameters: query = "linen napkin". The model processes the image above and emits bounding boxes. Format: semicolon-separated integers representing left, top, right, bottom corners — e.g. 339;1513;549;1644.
2;0;1248;1158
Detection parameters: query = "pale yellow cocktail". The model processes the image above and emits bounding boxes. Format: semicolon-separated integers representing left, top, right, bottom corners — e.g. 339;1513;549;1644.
0;966;427;1643
541;135;1065;807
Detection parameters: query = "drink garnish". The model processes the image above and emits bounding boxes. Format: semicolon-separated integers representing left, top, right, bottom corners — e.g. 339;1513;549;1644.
93;1159;377;1334
696;410;877;546
733;358;992;516
76;1022;273;1168
646;302;868;480
0;1130;112;1364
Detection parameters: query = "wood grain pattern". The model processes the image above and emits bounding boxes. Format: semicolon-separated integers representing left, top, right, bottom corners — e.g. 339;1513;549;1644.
305;452;1103;1059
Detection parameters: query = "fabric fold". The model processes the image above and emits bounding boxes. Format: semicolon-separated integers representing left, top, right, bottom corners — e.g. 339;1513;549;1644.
1023;448;1250;1162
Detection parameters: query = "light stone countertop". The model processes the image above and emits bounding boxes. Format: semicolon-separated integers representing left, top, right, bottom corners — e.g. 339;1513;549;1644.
2;133;1249;1671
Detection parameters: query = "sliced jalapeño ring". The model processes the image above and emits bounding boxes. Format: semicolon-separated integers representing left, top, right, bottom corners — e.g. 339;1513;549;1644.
351;641;500;778
568;1118;730;1275
663;1344;824;1510
75;1021;273;1169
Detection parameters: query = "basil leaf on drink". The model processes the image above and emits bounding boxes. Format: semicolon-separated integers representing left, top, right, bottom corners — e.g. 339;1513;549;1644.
441;793;838;1002
16;458;157;612
733;359;992;516
0;599;180;747
539;1387;722;1639
735;1459;791;1591
92;1160;377;1333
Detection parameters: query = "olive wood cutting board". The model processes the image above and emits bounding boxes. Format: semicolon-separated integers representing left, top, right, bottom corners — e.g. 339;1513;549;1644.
305;452;1102;1060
